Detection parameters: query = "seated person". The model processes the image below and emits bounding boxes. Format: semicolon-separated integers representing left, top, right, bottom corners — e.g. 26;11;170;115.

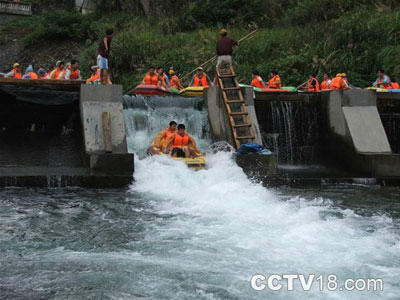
22;65;38;79
4;63;22;79
373;69;392;88
157;67;170;88
331;73;349;90
86;66;101;84
267;71;282;89
65;59;81;80
251;71;266;88
320;73;332;90
298;74;320;92
49;61;66;80
166;124;200;158
169;69;183;90
191;67;212;87
143;67;160;86
148;121;177;155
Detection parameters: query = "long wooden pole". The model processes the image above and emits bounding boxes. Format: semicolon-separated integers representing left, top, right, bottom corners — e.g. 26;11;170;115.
180;29;258;81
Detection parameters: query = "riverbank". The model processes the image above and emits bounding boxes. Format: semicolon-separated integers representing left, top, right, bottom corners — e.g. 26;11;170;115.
0;5;399;91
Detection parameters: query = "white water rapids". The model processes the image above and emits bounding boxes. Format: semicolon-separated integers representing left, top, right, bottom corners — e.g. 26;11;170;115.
130;151;400;299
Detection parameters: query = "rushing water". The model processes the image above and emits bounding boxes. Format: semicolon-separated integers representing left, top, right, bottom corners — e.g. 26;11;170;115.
1;155;399;299
1;96;399;299
123;95;210;157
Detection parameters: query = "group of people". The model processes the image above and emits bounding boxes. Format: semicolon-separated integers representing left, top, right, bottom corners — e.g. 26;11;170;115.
2;27;399;93
0;29;114;84
251;70;400;91
0;60;82;80
148;121;200;158
141;66;213;90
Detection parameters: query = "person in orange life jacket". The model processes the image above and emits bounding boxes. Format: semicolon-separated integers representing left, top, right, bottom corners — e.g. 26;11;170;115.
391;76;400;89
65;59;81;80
331;73;349;90
5;63;22;79
148;121;178;155
157;67;170;88
267;71;282;89
299;74;320;92
320;73;332;90
86;65;101;84
169;69;183;90
191;67;212;87
251;71;266;88
49;61;66;80
97;28;113;85
22;65;38;79
373;69;392;88
167;124;200;158
142;67;161;86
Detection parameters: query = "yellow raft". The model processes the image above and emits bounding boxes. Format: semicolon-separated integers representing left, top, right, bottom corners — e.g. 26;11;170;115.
179;86;205;97
170;155;206;171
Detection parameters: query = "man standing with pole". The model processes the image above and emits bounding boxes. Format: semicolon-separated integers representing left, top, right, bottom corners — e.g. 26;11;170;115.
216;29;239;70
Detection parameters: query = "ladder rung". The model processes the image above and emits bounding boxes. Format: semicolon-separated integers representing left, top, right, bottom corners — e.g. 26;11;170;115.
226;100;244;104
230;112;248;116
219;74;234;78
233;124;252;128
236;136;255;140
222;87;240;91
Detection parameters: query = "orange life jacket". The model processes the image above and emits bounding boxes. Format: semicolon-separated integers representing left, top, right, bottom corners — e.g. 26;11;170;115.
193;75;209;87
391;82;400;89
268;75;281;89
172;134;190;148
50;68;64;80
170;75;181;89
11;68;22;79
68;66;80;80
144;74;159;85
28;72;38;79
251;76;264;88
306;77;320;92
86;70;100;83
320;79;331;90
331;77;346;90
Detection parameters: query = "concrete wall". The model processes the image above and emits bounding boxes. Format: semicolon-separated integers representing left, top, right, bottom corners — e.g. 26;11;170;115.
321;89;400;176
206;86;263;146
80;85;133;176
205;86;235;146
242;87;263;145
80;85;128;154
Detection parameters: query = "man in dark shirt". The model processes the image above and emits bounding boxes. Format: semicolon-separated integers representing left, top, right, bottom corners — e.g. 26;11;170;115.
97;29;113;85
216;29;239;69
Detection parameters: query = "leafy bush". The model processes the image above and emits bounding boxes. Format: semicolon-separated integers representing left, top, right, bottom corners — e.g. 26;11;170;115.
22;12;97;46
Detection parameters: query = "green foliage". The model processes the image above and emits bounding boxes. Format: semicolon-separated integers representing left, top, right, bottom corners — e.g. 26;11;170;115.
20;11;97;46
3;0;400;89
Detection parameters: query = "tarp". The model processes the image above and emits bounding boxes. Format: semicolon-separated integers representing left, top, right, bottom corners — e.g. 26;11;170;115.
236;143;273;155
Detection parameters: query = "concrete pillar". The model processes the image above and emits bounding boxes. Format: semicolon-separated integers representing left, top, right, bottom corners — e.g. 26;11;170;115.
242;87;263;145
205;86;235;146
80;85;133;175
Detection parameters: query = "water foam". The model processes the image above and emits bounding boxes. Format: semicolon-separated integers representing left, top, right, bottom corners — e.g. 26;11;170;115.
131;152;400;299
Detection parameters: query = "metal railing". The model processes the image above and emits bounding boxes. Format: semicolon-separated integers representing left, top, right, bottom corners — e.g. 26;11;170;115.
0;0;32;16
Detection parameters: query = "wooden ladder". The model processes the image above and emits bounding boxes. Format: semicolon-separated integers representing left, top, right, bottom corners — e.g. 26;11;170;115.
216;66;256;149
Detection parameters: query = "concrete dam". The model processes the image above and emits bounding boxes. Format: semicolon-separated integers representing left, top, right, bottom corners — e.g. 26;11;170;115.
0;78;399;187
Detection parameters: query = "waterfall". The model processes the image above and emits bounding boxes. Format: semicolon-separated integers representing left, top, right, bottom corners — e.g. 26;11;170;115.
122;95;211;158
269;100;319;165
